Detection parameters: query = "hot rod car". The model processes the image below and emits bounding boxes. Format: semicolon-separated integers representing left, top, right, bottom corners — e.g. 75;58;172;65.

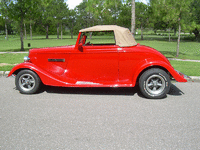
8;25;187;99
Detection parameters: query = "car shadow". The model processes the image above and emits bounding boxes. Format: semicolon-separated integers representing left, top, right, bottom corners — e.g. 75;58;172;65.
38;83;184;98
168;83;185;96
41;85;139;96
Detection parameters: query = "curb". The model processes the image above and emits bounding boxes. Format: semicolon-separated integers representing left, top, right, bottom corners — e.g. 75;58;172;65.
0;71;10;77
1;71;200;82
168;58;200;62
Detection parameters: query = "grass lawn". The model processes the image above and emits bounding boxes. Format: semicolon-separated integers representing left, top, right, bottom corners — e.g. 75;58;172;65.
0;34;200;76
1;35;199;60
0;65;15;71
169;60;200;76
0;53;27;64
0;35;77;52
138;40;200;60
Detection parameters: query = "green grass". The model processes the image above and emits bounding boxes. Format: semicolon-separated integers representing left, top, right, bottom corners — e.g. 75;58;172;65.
0;65;15;71
0;53;27;64
169;60;200;76
0;35;77;52
138;40;200;60
1;34;200;76
1;35;199;60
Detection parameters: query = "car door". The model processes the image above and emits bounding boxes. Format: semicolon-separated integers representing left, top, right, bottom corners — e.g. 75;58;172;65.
66;45;119;83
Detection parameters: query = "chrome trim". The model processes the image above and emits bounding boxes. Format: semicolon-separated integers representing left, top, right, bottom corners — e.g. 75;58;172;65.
48;59;65;62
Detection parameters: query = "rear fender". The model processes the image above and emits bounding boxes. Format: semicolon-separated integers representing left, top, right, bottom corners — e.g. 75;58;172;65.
132;59;187;86
8;62;76;86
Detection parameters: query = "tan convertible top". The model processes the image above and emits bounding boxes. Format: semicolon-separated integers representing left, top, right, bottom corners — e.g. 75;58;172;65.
79;25;137;47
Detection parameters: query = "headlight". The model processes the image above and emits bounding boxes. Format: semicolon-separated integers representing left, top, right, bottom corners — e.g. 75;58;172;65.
24;56;30;62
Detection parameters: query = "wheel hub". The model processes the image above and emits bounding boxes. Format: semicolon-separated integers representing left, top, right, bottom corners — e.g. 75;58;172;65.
19;74;36;92
146;75;165;95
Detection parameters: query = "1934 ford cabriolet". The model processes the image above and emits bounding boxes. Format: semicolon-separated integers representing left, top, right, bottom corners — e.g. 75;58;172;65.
8;25;187;99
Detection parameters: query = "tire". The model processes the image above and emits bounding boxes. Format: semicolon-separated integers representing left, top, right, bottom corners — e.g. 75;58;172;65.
139;68;171;99
15;70;41;94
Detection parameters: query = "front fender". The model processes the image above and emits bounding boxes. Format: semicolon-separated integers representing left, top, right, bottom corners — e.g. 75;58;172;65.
8;62;76;86
132;59;187;86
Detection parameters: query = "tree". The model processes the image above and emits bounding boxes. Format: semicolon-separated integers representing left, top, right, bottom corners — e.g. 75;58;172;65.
150;0;193;57
37;0;54;39
66;9;76;39
135;2;149;40
172;0;192;57
131;0;135;37
51;0;68;39
75;1;91;29
118;0;131;28
149;0;175;41
0;0;10;40
7;0;33;50
1;0;39;50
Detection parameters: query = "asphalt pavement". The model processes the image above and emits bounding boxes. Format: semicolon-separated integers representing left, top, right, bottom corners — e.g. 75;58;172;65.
0;77;200;149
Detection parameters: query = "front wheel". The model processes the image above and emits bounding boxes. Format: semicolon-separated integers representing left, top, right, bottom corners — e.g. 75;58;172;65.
139;68;171;99
15;70;41;94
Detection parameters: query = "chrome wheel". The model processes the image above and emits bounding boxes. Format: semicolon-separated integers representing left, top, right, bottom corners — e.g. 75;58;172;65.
19;74;36;92
146;75;165;95
16;70;41;94
139;68;171;99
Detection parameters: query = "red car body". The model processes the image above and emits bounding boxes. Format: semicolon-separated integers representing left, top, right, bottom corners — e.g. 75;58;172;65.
8;25;187;98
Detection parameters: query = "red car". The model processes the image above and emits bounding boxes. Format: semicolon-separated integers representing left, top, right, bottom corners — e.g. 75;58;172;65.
8;25;187;99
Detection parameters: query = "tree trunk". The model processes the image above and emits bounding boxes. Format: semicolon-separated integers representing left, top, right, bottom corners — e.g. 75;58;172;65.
71;22;73;39
169;28;171;42
20;17;24;51
57;23;59;39
30;22;32;40
131;0;135;37
46;25;49;39
5;22;8;40
141;25;144;40
71;29;73;39
174;28;176;36
61;24;63;40
176;20;181;57
24;23;27;40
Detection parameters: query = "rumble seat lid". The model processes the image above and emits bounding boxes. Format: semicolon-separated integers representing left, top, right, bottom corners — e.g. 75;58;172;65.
79;25;137;47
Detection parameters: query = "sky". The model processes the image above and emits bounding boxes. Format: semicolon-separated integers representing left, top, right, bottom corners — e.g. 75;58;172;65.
65;0;149;10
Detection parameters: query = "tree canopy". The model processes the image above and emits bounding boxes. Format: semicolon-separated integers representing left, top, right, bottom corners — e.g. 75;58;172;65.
0;0;199;51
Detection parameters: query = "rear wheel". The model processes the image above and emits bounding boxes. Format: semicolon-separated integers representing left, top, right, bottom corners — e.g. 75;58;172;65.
16;70;41;94
139;68;171;99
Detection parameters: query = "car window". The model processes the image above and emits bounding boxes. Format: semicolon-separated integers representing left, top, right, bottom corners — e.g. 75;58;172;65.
82;31;116;46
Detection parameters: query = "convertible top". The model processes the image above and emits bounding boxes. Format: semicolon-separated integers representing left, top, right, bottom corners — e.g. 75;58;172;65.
79;25;137;47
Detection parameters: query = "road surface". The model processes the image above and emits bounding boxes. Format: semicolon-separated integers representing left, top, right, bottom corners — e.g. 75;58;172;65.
0;77;200;149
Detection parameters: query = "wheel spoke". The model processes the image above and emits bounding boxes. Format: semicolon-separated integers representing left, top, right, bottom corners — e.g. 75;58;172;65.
30;80;35;84
148;82;153;87
153;87;157;91
157;83;163;87
22;82;26;86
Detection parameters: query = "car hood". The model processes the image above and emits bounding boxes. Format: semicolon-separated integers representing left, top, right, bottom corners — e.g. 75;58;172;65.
29;45;75;54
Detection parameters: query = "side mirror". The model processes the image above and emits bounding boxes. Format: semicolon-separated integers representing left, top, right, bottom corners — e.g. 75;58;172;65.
78;43;83;51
